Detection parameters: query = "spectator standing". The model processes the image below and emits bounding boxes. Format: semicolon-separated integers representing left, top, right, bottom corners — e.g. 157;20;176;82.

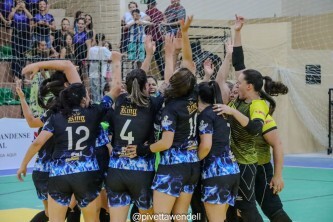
146;0;165;79
31;0;56;49
73;17;92;80
0;0;14;20
88;33;111;103
85;14;96;46
162;0;186;35
26;0;48;16
8;0;33;80
60;33;75;61
73;10;84;34
121;1;150;53
52;18;72;53
126;9;152;62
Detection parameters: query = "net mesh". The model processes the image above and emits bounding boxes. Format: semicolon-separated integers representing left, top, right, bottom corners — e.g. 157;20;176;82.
0;0;332;151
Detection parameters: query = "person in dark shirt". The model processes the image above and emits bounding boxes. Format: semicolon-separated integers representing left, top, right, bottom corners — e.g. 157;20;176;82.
17;60;82;222
0;0;14;22
197;81;240;221
146;0;165;78
162;0;186;35
129;16;199;218
31;0;55;49
104;41;162;221
52;18;73;53
17;83;114;222
73;17;92;78
26;0;48;16
8;0;33;80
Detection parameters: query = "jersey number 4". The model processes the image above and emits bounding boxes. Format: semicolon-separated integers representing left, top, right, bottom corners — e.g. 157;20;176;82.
120;119;135;144
65;126;90;151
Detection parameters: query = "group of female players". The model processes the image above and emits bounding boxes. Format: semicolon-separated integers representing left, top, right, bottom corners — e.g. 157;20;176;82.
16;14;292;222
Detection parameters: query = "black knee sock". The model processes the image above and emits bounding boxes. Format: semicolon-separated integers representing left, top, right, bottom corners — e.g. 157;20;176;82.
99;207;110;222
66;205;81;222
271;209;292;222
30;210;49;222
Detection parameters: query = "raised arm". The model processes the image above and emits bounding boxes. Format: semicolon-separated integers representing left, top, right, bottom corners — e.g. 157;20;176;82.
22;60;81;83
233;15;246;79
215;41;233;104
163;34;176;84
108;51;122;101
141;35;156;73
22;3;33;19
263;129;285;194
180;16;195;74
16;81;43;128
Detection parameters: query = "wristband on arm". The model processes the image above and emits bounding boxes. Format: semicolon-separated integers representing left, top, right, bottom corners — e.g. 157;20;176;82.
232;46;246;71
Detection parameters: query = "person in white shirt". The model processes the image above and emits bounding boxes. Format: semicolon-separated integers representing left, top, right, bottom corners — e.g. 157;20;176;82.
88;33;112;103
121;1;151;53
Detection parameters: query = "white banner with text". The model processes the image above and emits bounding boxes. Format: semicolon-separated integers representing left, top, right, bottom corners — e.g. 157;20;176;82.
0;118;38;170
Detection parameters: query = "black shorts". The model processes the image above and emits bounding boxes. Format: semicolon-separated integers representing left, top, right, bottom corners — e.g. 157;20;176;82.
48;171;103;208
106;168;154;210
151;162;200;197
95;145;109;176
202;174;240;205
32;171;49;200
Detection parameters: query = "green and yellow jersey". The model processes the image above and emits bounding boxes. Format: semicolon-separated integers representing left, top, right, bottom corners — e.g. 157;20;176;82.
255;115;277;165
229;99;269;164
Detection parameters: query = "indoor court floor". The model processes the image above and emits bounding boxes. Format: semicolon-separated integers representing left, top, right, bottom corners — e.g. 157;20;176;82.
1;153;333;222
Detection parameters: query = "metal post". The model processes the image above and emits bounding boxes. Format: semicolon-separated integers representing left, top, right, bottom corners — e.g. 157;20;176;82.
329;89;332;155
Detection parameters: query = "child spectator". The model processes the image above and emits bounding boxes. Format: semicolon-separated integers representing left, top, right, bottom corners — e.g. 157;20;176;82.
52;18;73;53
60;33;75;61
121;1;150;53
125;9;152;62
73;10;84;34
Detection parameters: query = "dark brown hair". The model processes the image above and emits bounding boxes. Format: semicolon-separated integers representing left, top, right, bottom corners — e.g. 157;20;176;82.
165;68;196;99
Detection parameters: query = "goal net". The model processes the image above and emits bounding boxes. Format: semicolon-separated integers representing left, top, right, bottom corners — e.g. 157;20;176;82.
0;0;332;151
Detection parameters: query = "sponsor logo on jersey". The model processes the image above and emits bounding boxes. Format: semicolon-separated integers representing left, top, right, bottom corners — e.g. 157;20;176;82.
68;112;86;123
120;105;137;116
265;119;273;124
187;101;198;115
161;115;172;128
198;120;208;132
255;110;266;117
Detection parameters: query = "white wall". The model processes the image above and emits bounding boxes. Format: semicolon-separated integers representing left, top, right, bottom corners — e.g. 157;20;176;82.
281;0;333;16
122;0;282;20
121;0;333;20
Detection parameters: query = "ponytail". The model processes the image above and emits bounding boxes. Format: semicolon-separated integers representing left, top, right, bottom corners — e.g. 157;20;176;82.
198;81;222;105
259;90;276;115
262;76;289;115
263;76;288;96
59;83;86;117
38;71;68;110
127;78;149;107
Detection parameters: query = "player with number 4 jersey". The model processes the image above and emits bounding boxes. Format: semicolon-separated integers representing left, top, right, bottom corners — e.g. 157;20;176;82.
105;68;163;221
